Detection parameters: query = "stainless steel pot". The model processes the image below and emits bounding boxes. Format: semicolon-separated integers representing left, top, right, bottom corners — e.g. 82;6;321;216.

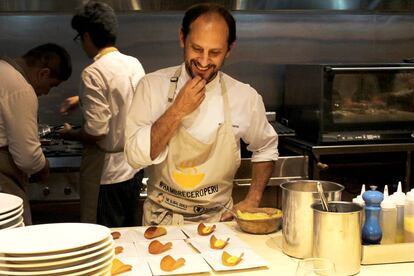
312;201;362;276
280;180;344;258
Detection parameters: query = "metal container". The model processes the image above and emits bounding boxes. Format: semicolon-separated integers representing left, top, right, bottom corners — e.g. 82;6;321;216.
280;180;344;258
312;201;362;276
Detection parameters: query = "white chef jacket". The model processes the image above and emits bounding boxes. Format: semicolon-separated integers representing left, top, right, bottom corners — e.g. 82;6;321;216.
125;64;278;169
80;51;145;184
0;59;45;175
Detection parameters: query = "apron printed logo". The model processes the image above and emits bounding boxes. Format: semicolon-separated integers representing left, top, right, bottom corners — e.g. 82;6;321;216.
172;161;205;189
159;182;219;199
165;197;187;210
193;205;205;214
156;193;165;204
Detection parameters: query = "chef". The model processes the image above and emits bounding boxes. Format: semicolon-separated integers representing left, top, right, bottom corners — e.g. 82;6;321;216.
0;43;72;225
125;3;278;225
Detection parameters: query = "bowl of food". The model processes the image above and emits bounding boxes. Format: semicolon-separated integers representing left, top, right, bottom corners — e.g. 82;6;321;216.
235;207;282;234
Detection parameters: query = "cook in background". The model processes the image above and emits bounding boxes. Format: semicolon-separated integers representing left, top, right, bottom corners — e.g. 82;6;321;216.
0;43;72;225
59;1;145;227
125;3;278;225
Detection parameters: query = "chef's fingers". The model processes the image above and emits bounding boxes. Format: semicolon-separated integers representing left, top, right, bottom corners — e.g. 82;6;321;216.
220;211;234;222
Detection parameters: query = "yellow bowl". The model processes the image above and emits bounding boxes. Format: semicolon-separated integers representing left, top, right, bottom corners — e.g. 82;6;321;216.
235;207;282;234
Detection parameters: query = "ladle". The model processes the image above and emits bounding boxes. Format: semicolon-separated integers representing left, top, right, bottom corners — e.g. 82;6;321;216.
316;181;330;212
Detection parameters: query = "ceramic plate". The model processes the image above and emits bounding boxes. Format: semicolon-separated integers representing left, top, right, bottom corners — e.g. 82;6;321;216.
1;216;23;230
0;209;23;228
0;205;23;221
133;226;187;242
117;257;152;276
188;234;250;253
146;253;211;275
201;248;269;271
0;237;112;262
180;223;234;238
0;193;23;214
0;223;110;255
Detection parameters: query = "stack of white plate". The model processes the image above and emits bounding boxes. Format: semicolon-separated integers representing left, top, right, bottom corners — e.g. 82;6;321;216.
0;193;24;230
0;223;114;276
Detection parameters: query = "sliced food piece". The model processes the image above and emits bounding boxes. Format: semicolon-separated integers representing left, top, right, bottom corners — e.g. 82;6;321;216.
210;235;230;249
144;226;167;239
111;258;132;275
221;251;244;266
148;240;173;254
114;246;124;255
160;255;185;272
197;223;216;236
111;231;121;240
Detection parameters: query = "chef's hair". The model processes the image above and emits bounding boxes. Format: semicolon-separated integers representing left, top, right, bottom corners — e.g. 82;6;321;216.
23;43;72;81
71;1;117;48
181;3;236;50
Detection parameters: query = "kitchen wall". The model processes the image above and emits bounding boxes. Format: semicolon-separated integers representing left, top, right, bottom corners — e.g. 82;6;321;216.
1;10;414;126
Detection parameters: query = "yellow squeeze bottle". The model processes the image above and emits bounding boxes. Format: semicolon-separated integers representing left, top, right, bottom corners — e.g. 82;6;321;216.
404;189;414;242
391;181;406;243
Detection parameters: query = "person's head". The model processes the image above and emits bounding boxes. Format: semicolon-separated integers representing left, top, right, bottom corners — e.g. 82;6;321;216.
22;43;72;96
71;1;117;58
180;3;236;82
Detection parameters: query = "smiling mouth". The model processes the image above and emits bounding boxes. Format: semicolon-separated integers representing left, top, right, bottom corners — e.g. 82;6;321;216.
193;61;213;72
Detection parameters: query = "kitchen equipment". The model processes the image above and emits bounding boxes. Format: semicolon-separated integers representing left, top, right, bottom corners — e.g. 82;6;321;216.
235;207;282;234
312;201;362;276
283;63;414;144
316;181;329;211
280;180;344;258
295;257;336;276
362;186;383;245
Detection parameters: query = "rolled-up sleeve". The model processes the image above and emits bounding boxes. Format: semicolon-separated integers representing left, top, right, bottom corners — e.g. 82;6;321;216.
125;77;168;169
3;89;45;175
244;93;279;162
80;70;111;137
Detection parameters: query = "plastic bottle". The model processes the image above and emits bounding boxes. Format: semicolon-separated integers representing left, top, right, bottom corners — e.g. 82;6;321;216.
353;184;366;226
391;181;406;243
362;186;384;245
380;185;397;244
404;188;414;242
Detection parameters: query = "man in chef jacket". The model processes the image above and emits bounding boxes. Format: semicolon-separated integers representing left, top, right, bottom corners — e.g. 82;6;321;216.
0;43;72;225
59;1;145;227
125;3;278;225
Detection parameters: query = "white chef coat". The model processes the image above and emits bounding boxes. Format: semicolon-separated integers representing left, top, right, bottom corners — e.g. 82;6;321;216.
125;64;278;169
0;59;45;175
80;51;145;184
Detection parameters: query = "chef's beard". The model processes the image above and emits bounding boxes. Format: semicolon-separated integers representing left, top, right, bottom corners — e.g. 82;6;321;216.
185;59;219;83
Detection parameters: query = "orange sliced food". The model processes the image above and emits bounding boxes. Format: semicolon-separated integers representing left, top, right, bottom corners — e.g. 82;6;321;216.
160;255;185;272
148;240;173;254
114;246;124;255
144;226;167;239
221;251;244;266
111;258;132;275
210;235;230;249
197;223;216;236
111;231;121;240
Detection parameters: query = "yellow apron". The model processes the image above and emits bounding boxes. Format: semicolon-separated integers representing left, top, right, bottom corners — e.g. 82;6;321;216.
0;147;32;225
144;68;241;225
79;47;118;223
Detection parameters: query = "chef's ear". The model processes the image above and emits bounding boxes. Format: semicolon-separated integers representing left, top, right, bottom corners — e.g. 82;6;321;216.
179;28;185;48
38;67;51;80
226;42;236;58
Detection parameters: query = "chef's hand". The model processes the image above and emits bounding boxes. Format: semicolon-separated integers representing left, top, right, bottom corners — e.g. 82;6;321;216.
31;159;50;182
172;76;206;117
220;199;259;222
60;96;80;116
58;123;73;140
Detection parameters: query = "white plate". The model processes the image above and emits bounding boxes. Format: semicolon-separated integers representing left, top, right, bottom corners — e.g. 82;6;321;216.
135;239;195;257
188;234;250;253
201;248;269;271
0;209;23;228
0;250;114;275
180;223;234;238
0;237;112;262
0;205;23;221
1;216;23;230
113;242;140;258
132;226;187;242
117;257;152;276
0;241;114;269
0;193;23;214
0;223;110;255
146;253;211;275
112;229;140;243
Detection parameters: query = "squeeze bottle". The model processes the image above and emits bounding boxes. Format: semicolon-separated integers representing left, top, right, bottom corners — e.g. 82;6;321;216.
353;184;366;225
380;185;397;244
391;181;406;243
404;188;414;242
